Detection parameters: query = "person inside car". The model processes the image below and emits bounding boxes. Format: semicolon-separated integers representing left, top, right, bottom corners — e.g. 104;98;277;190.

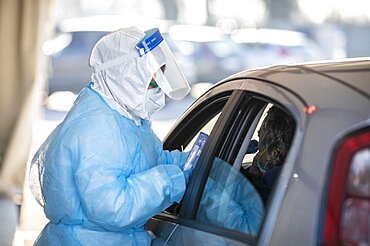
242;106;295;205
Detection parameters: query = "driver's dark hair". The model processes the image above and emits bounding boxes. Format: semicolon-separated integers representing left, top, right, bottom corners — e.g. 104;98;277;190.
259;106;295;166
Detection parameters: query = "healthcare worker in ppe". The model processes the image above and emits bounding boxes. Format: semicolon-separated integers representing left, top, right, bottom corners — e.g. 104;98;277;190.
30;27;192;245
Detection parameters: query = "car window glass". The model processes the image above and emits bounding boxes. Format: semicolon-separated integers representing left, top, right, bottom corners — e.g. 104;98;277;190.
194;101;266;237
240;104;295;205
195;156;264;236
195;102;295;237
163;91;233;216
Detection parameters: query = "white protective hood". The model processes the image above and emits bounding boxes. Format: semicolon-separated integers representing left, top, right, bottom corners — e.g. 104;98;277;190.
89;27;163;124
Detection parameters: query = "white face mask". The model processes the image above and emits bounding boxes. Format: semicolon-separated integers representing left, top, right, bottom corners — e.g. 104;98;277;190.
145;87;165;118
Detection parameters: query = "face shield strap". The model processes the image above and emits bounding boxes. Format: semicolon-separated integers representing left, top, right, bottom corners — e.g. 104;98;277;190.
92;51;139;72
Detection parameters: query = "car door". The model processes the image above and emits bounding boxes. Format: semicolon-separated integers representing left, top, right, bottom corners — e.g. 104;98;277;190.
146;78;307;245
146;79;245;244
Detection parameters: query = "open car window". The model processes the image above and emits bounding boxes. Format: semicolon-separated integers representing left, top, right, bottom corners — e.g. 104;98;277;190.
194;99;296;238
196;157;264;236
155;78;299;240
162;90;235;216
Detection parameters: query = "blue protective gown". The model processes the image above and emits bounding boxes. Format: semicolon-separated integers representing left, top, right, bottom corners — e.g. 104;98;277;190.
31;85;187;245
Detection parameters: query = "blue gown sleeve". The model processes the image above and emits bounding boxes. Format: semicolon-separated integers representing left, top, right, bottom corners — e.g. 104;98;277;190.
151;126;189;169
72;121;186;231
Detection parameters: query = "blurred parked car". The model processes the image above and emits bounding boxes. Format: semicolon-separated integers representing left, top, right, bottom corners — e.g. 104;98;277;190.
43;18;246;95
43;30;106;94
145;58;370;245
43;16;174;95
231;28;325;69
167;24;247;83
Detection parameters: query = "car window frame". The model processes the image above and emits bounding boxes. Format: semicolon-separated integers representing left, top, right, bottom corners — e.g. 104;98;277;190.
161;91;270;244
151;78;308;244
179;90;253;219
163;89;262;244
162;90;266;238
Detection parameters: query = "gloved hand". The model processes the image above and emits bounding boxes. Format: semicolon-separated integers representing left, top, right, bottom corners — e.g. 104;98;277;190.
246;139;259;154
183;168;193;185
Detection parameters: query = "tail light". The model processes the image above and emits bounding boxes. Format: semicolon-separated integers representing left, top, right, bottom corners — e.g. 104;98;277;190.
323;130;370;245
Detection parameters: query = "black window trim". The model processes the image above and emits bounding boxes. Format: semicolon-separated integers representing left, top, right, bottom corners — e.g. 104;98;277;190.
180;89;248;219
186;96;268;242
163;89;235;216
158;91;269;244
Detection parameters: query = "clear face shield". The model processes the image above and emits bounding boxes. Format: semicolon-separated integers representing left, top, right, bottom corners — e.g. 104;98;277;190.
136;28;190;100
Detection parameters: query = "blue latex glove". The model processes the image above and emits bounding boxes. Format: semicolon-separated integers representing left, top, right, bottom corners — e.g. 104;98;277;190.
247;139;259;154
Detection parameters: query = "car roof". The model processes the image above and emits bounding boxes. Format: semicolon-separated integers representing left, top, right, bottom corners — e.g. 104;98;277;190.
222;58;370;109
296;58;370;96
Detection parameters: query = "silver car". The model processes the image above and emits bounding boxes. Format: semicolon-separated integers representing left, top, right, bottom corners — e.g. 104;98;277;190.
145;58;370;245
